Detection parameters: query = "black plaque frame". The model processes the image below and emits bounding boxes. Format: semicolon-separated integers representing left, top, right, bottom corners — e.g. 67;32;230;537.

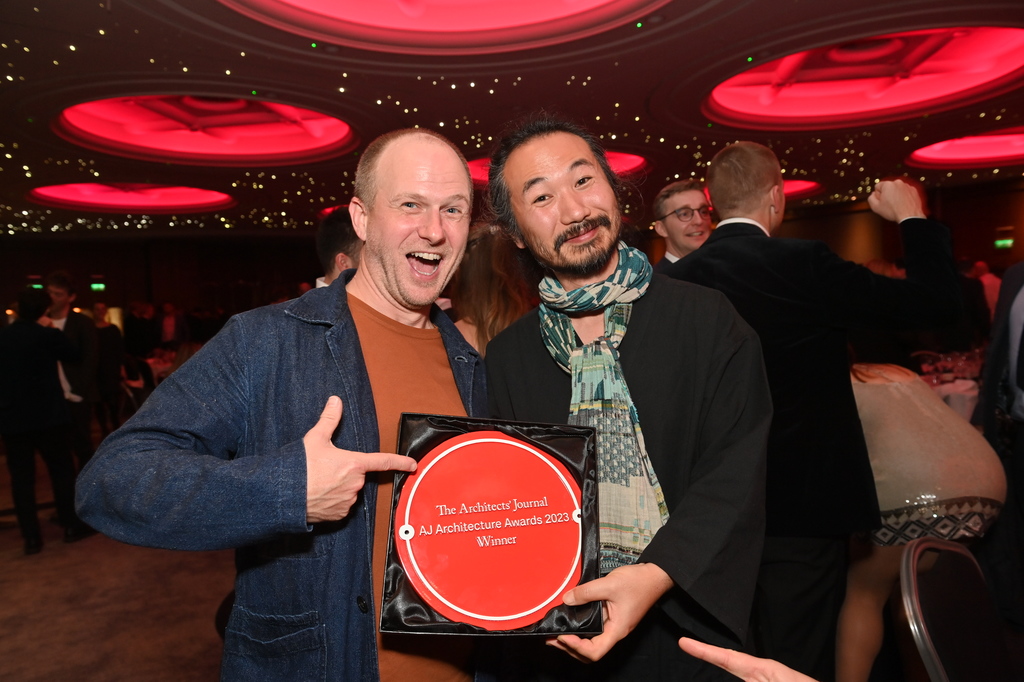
379;413;602;636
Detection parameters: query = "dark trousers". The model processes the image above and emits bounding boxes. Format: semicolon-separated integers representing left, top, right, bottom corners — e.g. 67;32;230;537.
67;399;95;471
2;426;78;541
94;389;121;437
973;422;1024;629
751;535;848;682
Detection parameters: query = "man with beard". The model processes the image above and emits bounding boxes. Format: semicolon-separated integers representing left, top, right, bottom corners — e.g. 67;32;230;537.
485;115;772;680
77;128;487;681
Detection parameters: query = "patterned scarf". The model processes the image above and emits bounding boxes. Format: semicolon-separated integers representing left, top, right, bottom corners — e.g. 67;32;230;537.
538;242;670;575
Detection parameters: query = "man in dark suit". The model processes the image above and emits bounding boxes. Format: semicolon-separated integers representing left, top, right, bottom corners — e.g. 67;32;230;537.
665;141;961;681
44;271;99;472
651;179;712;273
315;204;363;287
0;288;93;553
973;261;1024;629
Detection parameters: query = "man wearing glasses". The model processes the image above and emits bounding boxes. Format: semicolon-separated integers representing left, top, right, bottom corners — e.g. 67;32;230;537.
651;179;713;272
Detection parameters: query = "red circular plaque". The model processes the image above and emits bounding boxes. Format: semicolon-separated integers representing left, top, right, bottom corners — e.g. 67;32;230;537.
394;431;583;630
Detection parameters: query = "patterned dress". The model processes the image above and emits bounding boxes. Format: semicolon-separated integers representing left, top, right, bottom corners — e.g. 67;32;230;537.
852;364;1006;546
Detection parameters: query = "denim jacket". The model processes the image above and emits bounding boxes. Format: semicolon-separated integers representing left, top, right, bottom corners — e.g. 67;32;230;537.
76;276;487;681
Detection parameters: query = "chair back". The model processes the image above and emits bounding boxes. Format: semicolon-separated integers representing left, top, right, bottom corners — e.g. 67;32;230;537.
900;537;1014;682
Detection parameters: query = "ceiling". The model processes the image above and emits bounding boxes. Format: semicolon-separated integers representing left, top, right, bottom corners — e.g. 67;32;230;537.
3;0;1024;238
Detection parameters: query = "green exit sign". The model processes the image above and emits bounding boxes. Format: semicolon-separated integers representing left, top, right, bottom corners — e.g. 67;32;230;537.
90;283;106;291
995;238;1014;250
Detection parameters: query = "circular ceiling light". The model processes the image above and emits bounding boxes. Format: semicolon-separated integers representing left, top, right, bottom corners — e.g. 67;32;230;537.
783;180;823;199
704;27;1024;130
54;95;358;166
28;183;237;213
217;0;673;55
907;127;1024;168
316;204;350;221
468;152;648;186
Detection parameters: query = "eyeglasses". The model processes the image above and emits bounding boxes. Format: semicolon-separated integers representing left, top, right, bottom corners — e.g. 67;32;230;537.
656;205;711;223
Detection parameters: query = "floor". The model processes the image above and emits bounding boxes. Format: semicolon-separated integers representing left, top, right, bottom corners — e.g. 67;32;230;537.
2;423;1022;681
0;438;234;682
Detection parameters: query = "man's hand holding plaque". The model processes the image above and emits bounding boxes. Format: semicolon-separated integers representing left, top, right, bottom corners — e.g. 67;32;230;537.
548;562;674;661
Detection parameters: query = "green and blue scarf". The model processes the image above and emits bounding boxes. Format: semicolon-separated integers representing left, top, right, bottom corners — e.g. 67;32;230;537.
538;242;669;575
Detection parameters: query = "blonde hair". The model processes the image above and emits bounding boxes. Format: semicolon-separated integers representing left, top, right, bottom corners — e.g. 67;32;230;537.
707;142;781;218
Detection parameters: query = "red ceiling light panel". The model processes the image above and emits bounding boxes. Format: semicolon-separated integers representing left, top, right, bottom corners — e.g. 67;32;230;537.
783;180;823;199
908;128;1024;168
28;183;236;213
705;27;1024;130
217;0;672;55
468;152;648;185
54;95;358;166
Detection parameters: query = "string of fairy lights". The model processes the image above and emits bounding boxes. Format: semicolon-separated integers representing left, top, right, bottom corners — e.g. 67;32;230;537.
2;3;1023;236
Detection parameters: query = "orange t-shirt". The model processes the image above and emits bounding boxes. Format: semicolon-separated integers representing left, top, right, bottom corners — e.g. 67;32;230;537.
348;293;472;682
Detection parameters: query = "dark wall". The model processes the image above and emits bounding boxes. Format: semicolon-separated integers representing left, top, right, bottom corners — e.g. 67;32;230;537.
0;234;321;315
780;177;1024;274
4;177;1024;317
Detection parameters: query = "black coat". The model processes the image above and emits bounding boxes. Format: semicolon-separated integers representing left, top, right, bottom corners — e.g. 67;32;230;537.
972;261;1024;627
487;276;771;679
0;318;79;434
60;311;98;402
975;261;1024;441
666;218;961;537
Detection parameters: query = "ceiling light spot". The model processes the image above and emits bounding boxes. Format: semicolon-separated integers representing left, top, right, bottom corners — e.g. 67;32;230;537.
28;183;237;213
705;27;1024;130
54;95;358;167
216;0;673;55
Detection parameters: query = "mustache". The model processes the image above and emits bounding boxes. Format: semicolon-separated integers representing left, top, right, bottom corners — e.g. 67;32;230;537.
554;215;613;251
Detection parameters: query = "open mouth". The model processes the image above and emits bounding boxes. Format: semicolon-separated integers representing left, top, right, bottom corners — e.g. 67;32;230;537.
408;251;441;276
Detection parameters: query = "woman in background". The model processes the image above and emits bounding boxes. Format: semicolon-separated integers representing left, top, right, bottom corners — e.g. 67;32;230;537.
447;224;532;355
836;363;1006;682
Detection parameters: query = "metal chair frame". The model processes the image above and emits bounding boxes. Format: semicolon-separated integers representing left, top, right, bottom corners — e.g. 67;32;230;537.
899;536;1013;682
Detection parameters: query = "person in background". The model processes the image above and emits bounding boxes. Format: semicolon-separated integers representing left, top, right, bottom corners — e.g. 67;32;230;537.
44;270;99;473
836;362;1005;682
1;287;94;554
650;178;713;272
972;260;1002;322
446;223;532;353
157;301;189;350
124;301;160;359
665;143;961;681
316;204;364;287
93;302;125;438
973;260;1024;632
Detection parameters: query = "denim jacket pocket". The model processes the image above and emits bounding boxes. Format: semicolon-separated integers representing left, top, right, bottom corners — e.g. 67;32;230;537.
223;606;326;681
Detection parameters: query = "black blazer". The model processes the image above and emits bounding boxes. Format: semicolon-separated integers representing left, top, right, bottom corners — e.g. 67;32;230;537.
488;276;771;659
60;311;99;401
666;218;961;536
0;319;79;434
975;261;1024;444
652;256;675;274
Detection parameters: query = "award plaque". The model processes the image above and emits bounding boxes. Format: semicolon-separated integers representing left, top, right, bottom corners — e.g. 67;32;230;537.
379;414;601;636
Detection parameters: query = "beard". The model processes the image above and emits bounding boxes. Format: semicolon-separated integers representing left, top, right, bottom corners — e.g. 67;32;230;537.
529;214;620;278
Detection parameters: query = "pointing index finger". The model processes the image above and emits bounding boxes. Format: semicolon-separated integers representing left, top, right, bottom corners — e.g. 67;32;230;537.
359;452;418;474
